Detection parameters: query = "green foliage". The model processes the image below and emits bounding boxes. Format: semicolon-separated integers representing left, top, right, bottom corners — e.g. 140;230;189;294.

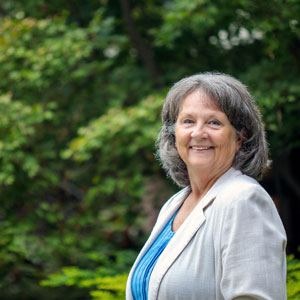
41;250;136;300
287;255;300;299
42;270;127;300
0;93;54;185
62;94;164;205
63;94;163;161
0;0;299;299
242;70;300;155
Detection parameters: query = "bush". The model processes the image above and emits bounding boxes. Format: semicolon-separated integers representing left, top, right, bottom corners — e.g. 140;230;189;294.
287;255;300;299
41;249;136;300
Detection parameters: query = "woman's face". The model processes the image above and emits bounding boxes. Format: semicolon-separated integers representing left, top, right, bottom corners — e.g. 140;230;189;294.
175;89;240;177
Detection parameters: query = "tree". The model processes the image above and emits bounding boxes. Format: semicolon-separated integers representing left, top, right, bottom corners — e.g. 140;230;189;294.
0;0;299;299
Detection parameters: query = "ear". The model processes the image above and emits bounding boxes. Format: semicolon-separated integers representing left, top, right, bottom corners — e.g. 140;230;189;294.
236;136;242;151
236;128;247;151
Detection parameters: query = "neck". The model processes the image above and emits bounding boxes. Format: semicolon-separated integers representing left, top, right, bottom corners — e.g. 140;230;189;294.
187;166;231;203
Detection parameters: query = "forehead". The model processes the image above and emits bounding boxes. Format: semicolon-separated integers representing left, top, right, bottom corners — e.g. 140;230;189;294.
178;90;221;114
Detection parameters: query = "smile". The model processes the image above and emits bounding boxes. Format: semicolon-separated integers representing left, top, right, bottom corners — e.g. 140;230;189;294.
190;146;213;150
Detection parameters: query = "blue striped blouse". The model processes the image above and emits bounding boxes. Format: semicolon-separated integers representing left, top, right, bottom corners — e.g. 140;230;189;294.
131;210;178;300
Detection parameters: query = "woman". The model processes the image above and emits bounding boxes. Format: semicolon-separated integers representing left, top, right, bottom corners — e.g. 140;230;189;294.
126;73;287;300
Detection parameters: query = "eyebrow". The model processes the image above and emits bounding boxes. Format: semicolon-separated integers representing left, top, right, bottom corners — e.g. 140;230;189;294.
178;111;222;119
178;112;194;118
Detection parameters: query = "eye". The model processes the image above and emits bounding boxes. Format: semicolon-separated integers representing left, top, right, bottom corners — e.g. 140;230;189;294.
183;119;194;124
208;119;221;127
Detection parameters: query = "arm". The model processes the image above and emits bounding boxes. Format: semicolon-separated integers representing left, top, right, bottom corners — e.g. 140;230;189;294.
220;186;287;300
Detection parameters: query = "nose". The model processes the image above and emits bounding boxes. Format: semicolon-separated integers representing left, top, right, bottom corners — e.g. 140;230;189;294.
191;123;208;139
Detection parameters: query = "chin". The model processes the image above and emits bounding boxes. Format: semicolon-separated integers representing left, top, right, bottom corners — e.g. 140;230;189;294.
188;162;214;170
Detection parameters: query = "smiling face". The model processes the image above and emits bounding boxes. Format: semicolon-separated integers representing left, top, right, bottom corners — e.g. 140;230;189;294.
175;89;241;178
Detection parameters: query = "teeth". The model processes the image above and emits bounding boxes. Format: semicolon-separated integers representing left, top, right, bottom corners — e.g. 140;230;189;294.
191;146;211;150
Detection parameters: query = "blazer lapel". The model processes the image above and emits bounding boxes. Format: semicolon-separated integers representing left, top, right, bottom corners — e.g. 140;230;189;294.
126;187;190;300
148;192;216;300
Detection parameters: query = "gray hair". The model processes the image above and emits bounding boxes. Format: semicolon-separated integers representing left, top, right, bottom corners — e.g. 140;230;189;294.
156;72;269;187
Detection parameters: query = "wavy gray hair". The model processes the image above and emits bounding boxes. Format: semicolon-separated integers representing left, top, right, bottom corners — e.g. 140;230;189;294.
156;72;269;187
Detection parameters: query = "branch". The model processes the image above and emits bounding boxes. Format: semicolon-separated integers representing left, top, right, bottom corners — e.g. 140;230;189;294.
60;179;84;201
66;0;78;21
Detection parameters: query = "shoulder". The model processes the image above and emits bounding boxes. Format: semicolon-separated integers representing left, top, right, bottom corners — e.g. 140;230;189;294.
213;171;286;238
212;171;285;228
215;171;272;208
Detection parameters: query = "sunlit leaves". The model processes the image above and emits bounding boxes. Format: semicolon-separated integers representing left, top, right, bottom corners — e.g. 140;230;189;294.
41;250;137;300
63;94;163;162
287;255;300;300
0;93;54;185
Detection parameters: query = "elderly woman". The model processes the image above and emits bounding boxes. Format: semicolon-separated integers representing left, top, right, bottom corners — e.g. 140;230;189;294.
126;73;287;300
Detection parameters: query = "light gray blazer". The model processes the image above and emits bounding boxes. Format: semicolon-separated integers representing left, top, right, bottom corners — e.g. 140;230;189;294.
126;168;287;300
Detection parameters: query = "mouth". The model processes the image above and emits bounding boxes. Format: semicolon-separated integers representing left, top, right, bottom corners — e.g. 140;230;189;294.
190;146;213;150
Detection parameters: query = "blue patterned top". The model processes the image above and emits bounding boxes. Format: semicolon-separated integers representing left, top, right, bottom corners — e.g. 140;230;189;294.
131;210;178;300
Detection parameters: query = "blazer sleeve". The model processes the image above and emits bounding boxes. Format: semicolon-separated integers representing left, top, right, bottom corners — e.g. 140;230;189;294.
219;186;287;300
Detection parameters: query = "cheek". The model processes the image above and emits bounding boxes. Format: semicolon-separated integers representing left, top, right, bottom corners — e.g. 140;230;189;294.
217;133;238;152
229;137;240;154
175;129;189;144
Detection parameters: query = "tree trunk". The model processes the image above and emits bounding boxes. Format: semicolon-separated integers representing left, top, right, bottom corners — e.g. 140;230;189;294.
120;0;164;88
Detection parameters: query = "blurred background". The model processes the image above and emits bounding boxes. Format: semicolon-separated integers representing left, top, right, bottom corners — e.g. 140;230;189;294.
0;0;300;299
